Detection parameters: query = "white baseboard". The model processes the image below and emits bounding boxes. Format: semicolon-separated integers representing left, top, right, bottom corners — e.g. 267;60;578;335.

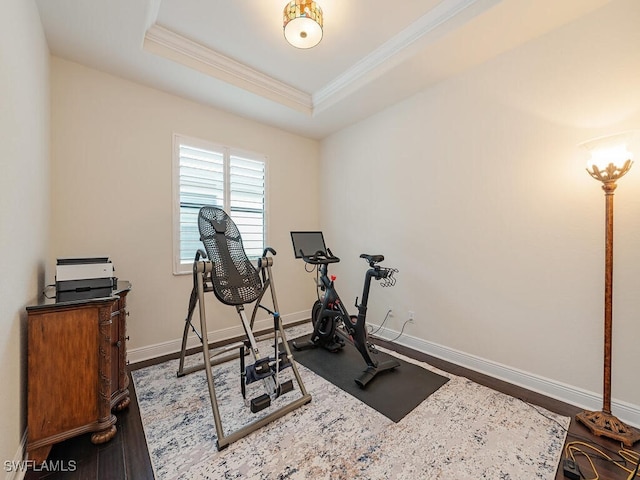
372;326;640;428
128;314;640;428
4;430;27;480
127;309;311;364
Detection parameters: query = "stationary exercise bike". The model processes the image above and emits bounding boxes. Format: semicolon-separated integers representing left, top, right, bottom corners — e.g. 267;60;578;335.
290;231;400;388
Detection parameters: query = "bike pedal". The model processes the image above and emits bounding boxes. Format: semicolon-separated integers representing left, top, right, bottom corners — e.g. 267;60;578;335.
324;341;344;353
292;339;315;350
250;393;271;413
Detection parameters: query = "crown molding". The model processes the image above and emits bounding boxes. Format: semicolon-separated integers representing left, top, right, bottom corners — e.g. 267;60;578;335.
313;0;483;113
143;0;482;117
143;24;313;114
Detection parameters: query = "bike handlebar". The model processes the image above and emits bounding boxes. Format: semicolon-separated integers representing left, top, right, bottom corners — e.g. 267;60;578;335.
300;250;389;268
300;249;341;265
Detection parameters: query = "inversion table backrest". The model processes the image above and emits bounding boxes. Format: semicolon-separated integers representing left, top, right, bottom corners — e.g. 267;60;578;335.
198;206;263;306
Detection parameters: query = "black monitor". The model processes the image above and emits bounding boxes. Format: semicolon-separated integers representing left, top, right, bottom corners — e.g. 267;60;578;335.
290;231;327;258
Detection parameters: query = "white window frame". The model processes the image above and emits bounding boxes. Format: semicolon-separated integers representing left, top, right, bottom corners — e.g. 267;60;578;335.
172;134;268;275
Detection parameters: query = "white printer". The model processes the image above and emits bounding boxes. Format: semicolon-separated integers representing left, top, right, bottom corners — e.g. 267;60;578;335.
56;257;116;302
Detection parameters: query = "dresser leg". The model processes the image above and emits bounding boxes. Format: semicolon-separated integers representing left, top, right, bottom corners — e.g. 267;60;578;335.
113;395;130;412
90;425;117;444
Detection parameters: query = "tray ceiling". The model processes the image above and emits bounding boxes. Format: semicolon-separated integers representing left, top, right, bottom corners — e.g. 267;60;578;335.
36;0;612;139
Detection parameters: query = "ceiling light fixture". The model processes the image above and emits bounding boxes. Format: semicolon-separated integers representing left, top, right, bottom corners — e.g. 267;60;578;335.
283;0;323;49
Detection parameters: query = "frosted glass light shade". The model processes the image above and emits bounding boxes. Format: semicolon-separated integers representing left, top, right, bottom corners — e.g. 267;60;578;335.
283;1;323;49
581;131;636;171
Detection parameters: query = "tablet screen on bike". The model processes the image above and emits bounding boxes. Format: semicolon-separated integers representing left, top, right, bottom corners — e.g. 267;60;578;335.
290;231;326;258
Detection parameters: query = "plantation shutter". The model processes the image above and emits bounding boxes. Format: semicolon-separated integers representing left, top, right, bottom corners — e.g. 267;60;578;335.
229;154;265;259
178;145;224;263
176;137;266;268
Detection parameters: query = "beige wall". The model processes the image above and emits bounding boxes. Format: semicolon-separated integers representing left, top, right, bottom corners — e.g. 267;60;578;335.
0;0;50;467
7;1;640;467
321;0;640;423
50;58;320;359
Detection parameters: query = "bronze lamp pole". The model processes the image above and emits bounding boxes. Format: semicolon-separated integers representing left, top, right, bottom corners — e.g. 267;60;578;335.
576;134;640;447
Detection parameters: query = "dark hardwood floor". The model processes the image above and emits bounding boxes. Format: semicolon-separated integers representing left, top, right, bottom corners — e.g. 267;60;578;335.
24;368;153;480
24;330;639;480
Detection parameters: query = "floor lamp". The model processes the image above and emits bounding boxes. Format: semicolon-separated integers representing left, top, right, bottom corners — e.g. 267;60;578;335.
576;131;640;447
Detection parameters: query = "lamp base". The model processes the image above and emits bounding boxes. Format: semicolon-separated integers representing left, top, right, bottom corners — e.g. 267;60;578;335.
576;409;640;447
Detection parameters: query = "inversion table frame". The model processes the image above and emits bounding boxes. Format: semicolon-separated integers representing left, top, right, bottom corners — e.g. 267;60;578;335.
176;208;311;451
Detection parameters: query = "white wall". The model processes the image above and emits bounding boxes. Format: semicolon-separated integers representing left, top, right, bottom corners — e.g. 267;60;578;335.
0;0;50;468
50;58;321;360
321;0;640;422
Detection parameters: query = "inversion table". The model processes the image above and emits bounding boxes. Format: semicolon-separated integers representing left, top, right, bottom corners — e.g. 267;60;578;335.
177;206;311;450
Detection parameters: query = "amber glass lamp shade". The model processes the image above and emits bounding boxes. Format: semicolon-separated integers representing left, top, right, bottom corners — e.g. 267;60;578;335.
283;0;323;49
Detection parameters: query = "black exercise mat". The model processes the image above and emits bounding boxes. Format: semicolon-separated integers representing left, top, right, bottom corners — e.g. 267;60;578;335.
289;336;449;422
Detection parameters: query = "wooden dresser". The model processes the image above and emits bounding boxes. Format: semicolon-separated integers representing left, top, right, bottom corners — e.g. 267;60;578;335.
26;281;131;464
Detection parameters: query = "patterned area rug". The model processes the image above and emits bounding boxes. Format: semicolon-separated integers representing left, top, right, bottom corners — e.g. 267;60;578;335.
132;325;569;479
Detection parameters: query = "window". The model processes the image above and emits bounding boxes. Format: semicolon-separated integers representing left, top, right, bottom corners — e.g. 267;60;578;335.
173;134;267;274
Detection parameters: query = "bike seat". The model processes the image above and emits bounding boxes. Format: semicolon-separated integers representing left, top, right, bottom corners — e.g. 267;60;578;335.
360;254;384;265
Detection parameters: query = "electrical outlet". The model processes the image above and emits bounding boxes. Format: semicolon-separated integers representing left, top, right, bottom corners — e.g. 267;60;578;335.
408;310;415;323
